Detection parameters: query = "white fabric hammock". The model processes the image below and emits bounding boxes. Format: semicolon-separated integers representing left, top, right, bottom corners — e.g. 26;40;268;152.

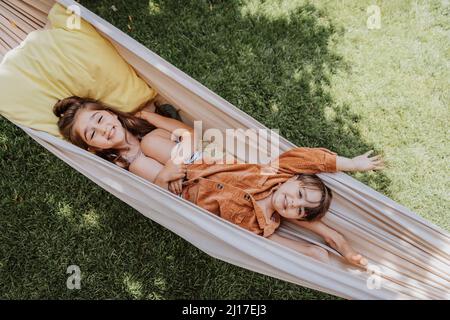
1;0;449;299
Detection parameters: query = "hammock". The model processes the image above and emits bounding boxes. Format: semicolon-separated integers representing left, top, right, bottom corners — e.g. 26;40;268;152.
1;0;449;300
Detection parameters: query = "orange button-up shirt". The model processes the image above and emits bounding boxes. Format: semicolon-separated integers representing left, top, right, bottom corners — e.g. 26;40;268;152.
182;147;337;237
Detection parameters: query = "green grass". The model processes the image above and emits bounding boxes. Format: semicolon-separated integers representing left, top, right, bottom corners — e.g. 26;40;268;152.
0;0;448;299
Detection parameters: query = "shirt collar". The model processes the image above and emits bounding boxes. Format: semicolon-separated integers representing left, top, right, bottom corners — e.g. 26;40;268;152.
252;195;281;238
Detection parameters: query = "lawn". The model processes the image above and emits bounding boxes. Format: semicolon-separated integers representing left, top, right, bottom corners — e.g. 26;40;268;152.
0;0;448;299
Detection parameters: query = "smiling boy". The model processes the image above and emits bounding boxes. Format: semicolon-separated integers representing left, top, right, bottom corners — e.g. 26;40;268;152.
182;147;384;267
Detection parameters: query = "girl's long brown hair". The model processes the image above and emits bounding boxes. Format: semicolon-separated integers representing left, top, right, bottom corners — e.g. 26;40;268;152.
53;96;156;169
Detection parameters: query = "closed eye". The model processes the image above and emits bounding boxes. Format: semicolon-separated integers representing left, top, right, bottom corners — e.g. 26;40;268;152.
298;190;303;215
90;115;103;140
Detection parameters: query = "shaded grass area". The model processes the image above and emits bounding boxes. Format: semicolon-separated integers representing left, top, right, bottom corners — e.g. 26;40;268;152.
0;0;448;299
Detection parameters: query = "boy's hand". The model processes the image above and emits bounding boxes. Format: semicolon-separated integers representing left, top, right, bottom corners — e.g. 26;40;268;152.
324;232;368;268
344;252;368;268
352;150;385;171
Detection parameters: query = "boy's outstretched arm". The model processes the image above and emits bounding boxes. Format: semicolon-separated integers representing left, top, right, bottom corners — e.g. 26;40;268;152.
288;219;368;268
267;233;330;263
273;147;384;175
337;150;385;172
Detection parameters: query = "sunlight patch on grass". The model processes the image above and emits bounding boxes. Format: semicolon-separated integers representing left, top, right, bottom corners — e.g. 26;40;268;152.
148;1;161;15
0;133;7;145
154;276;167;291
270;102;279;113
82;209;100;229
56;202;74;221
123;273;143;299
324;106;336;122
147;291;164;300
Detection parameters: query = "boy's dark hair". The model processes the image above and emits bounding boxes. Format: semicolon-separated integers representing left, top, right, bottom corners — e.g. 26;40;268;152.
296;173;333;221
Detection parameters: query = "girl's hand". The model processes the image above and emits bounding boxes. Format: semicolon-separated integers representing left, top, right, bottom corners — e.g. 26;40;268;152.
351;150;385;171
168;179;184;195
134;103;155;120
134;94;169;118
161;160;187;182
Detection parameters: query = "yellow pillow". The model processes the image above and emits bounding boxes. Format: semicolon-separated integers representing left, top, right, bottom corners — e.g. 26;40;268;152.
0;3;156;137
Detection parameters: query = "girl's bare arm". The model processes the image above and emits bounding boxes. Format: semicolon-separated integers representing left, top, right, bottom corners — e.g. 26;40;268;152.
129;155;166;188
129;155;186;190
135;106;193;137
140;129;177;165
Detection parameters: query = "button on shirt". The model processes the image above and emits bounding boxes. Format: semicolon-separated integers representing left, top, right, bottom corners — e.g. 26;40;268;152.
181;147;337;237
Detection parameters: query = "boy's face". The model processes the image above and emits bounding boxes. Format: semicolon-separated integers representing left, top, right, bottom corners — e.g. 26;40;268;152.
271;177;323;219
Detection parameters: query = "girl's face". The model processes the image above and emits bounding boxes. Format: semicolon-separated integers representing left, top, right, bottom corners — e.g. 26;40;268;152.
73;108;125;150
271;177;322;219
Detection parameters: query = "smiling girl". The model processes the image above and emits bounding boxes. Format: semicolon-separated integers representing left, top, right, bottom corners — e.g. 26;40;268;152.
53;96;195;193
